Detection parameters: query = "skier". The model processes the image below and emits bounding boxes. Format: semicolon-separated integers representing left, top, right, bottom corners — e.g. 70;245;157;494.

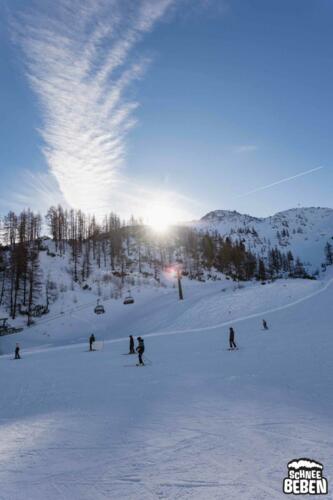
89;333;96;351
136;336;145;366
262;319;269;330
229;327;237;350
129;335;135;354
14;343;21;360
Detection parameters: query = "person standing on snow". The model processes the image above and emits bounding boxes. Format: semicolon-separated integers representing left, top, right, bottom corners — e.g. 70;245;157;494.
14;343;21;360
136;337;145;366
229;327;237;350
89;333;96;351
129;335;135;354
262;319;269;330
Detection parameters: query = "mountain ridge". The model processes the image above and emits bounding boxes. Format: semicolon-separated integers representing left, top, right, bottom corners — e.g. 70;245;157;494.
189;206;333;270
199;206;333;223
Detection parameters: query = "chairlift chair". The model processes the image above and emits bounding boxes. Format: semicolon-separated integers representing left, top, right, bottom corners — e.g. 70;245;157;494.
123;290;134;305
94;299;105;314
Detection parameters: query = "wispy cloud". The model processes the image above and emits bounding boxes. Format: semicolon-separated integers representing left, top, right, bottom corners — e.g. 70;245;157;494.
1;170;68;215
112;176;205;220
5;169;202;224
233;144;258;154
192;0;229;15
13;0;174;215
238;166;324;197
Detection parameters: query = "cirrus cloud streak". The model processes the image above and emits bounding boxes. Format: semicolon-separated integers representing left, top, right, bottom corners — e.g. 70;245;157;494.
14;0;174;215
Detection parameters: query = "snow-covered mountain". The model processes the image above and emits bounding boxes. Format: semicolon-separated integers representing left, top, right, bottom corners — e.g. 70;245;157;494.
1;206;332;335
190;207;333;270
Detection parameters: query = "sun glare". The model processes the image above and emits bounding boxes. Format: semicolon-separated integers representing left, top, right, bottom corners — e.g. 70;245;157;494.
145;203;178;233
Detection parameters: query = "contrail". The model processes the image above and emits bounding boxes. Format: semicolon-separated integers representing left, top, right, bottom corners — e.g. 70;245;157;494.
238;166;324;197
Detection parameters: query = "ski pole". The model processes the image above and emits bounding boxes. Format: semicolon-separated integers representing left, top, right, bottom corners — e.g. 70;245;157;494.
143;354;152;365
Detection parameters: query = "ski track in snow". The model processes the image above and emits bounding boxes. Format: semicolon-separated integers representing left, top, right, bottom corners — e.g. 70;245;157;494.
0;274;333;499
3;275;332;359
143;276;333;338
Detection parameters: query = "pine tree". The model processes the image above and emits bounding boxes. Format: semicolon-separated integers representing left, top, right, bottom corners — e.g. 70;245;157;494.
27;247;42;326
324;242;333;265
257;258;266;281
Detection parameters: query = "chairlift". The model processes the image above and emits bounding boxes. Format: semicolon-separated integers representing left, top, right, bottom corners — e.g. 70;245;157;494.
94;299;105;314
123;290;134;305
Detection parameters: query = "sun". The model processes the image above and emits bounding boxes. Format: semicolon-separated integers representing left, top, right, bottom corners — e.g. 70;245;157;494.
145;203;178;233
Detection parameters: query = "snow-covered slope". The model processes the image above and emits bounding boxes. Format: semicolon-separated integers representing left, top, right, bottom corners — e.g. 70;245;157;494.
1;207;332;340
191;207;333;270
0;272;326;354
0;271;332;499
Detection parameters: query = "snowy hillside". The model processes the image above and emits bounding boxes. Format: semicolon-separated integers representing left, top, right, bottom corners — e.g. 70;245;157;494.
1;205;332;338
0;270;327;354
191;207;333;270
0;270;332;499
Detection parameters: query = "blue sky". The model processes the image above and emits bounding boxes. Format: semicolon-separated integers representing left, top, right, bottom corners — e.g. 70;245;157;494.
1;0;332;221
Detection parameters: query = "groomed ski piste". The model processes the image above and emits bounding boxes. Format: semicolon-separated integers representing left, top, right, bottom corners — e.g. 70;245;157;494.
1;271;333;499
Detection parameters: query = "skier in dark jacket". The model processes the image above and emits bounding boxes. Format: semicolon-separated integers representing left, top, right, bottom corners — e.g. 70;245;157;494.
136;337;145;365
262;319;269;330
229;327;237;350
89;334;96;351
14;343;21;360
129;335;135;354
